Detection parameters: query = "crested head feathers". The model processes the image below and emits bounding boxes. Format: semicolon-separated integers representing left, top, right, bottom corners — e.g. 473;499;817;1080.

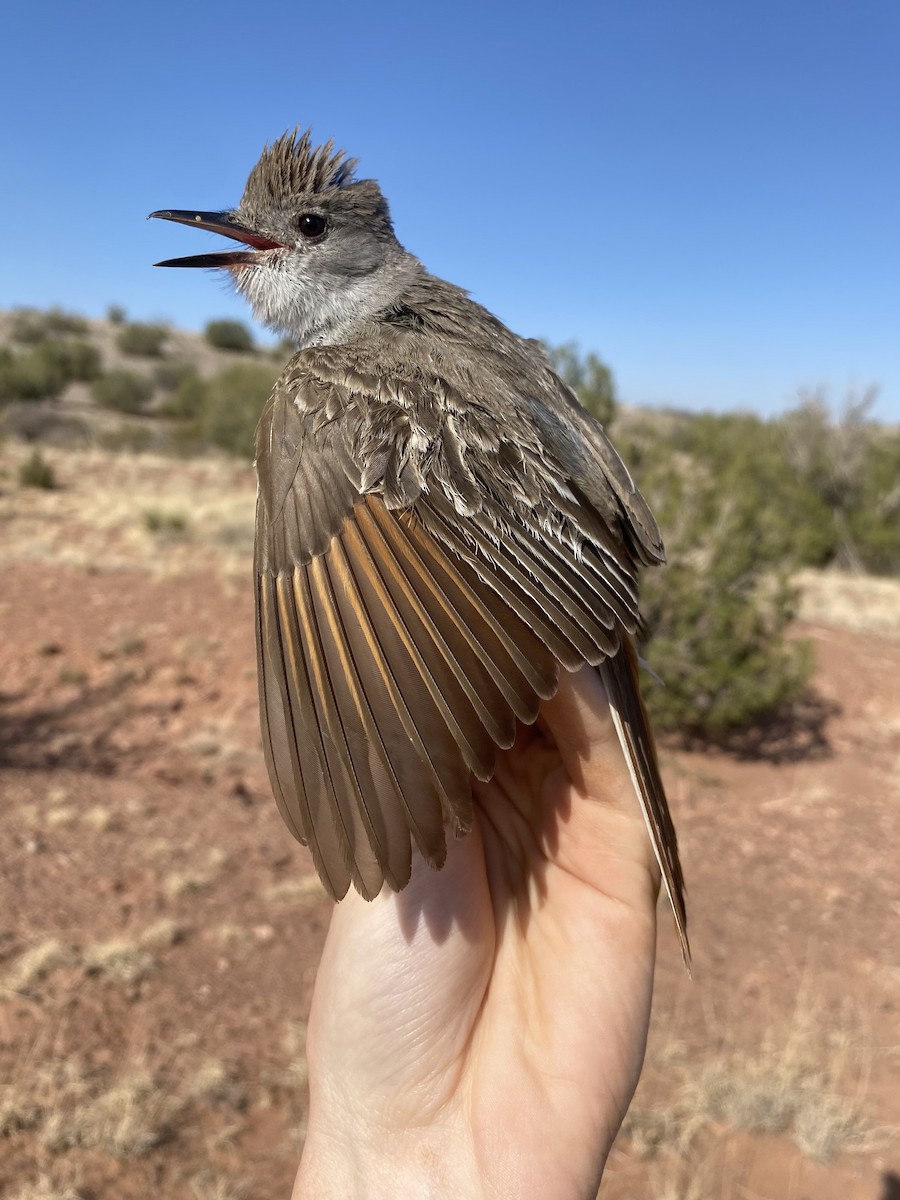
241;128;359;210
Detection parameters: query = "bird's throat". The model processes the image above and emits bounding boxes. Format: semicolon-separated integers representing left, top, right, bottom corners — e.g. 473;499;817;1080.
233;252;423;350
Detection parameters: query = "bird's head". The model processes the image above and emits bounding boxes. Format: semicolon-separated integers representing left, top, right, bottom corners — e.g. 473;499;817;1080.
150;128;411;346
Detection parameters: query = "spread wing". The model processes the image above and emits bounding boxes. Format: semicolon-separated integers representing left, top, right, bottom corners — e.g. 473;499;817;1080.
253;355;688;962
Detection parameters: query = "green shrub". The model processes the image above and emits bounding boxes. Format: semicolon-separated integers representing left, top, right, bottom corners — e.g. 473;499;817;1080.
640;562;812;739
204;319;255;353
107;303;128;324
159;370;207;420
11;306;88;342
844;429;900;573
142;508;188;535
671;410;837;568
544;341;617;426
153;360;196;392
10;309;48;343
117;322;169;358
201;363;279;457
776;389;900;575
629;411;814;738
44;339;103;382
0;345;67;401
46;308;89;336
18;449;57;489
92;370;154;414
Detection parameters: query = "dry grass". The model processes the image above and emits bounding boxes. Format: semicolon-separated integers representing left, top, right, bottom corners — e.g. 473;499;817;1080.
2;1059;173;1157
280;1021;309;1093
81;804;118;832
8;1185;84;1200
797;567;900;638
639;1150;743;1200
3;924;185;999
163;870;213;899
82;937;156;985
211;923;252;947
1;939;72;997
183;1059;246;1110
163;847;228;899
188;1176;249;1200
45;806;77;828
139;918;188;948
620;998;882;1166
0;444;255;579
263;875;324;905
42;1069;171;1156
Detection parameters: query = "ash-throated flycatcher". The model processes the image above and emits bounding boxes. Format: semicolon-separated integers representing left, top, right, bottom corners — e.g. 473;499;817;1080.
150;128;689;964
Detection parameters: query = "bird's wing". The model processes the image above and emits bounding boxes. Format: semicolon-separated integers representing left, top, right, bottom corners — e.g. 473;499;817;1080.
254;355;688;962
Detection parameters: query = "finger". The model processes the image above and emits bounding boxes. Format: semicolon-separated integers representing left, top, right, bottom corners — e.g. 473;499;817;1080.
539;666;633;810
539;667;662;898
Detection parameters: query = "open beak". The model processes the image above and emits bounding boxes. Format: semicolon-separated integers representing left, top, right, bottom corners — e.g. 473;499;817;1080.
148;209;284;268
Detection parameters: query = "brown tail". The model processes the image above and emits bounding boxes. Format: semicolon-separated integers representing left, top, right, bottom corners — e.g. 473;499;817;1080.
600;639;691;970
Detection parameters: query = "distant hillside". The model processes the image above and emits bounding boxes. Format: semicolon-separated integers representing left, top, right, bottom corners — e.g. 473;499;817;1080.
0;307;285;455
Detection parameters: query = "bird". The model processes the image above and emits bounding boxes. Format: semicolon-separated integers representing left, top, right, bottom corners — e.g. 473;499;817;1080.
149;127;689;965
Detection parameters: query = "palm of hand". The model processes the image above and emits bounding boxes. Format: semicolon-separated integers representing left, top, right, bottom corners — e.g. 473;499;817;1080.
294;669;660;1200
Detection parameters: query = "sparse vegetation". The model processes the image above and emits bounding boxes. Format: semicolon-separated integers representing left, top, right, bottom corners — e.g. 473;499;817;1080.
201;362;279;457
116;321;169;358
18;449;57;489
163;870;213;899
158;367;206;419
81;804;117;831
0;339;101;403
42;339;102;381
280;1020;310;1093
92;369;154;414
11;307;88;343
106;303;127;324
263;876;324;905
138;919;187;948
82;938;156;985
0;344;67;401
780;388;900;574
143;508;189;536
184;1059;246;1109
39;1065;172;1156
204;319;255;353
98;629;146;658
1;940;72;997
57;663;87;686
621;1001;878;1168
8;1185;85;1200
154;358;196;392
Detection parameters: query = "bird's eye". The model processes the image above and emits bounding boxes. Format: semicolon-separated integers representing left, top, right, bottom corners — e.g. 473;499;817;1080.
297;213;328;240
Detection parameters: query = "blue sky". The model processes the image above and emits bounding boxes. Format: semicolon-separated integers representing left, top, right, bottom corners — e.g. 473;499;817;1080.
2;0;898;418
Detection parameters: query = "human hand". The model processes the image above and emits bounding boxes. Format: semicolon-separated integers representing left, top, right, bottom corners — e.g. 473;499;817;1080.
292;665;661;1200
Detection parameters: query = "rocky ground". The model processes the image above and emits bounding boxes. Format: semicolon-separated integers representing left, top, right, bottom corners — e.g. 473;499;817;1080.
1;442;898;1200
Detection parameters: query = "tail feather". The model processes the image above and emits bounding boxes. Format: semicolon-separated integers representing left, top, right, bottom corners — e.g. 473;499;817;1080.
600;640;691;971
